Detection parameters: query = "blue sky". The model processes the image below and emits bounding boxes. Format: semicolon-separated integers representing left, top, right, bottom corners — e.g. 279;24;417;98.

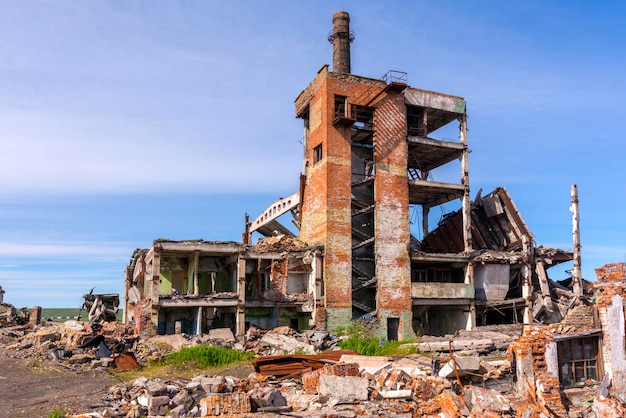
1;1;625;308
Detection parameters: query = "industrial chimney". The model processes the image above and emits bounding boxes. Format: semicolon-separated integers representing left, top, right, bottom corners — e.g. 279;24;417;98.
328;11;354;73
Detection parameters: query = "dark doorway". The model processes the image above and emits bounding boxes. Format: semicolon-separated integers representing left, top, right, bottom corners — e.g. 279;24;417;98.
387;317;399;341
290;318;299;331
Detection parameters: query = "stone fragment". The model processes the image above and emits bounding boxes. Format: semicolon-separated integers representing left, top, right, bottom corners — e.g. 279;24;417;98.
249;387;287;410
438;389;470;417
206;327;236;342
171;389;194;409
318;375;369;401
147;395;170;416
259;332;315;354
146;380;167;396
438;356;481;378
464;385;511;414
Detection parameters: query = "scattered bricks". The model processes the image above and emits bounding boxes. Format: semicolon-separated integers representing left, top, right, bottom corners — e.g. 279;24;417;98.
414;396;442;416
318;375;369;401
438;389;470;417
33;328;60;344
469;411;500;418
200;392;251;416
410;376;445;402
302;362;360;394
171;388;194;409
169;404;187;418
380;368;412;390
146;380;168;396
535;371;567;417
592;395;626;417
147;395;170;416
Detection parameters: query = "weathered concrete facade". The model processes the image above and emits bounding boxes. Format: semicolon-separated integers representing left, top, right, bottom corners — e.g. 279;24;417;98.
123;238;322;339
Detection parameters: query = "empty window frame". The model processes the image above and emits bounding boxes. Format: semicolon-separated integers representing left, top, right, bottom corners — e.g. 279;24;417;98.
313;143;323;164
557;336;600;387
334;95;347;118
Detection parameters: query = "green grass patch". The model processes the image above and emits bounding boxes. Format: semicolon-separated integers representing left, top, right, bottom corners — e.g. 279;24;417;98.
47;407;65;418
158;345;254;370
337;325;419;356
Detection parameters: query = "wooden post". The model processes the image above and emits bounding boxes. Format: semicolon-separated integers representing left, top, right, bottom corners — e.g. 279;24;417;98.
522;235;533;324
570;184;583;296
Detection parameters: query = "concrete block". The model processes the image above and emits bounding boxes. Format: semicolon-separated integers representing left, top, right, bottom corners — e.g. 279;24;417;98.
171;389;194;409
147;395;170;416
146;380;167;396
439;356;481;378
206;327;236;342
318;375;369;401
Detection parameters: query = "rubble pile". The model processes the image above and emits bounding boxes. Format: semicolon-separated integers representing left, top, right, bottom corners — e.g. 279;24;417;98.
63;354;518;418
5;299;626;417
244;326;340;356
250;235;311;253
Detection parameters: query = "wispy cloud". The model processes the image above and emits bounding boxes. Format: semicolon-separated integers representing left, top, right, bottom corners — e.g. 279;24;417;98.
0;241;128;257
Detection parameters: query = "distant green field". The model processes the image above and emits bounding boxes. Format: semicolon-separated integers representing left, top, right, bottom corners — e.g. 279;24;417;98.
41;308;122;322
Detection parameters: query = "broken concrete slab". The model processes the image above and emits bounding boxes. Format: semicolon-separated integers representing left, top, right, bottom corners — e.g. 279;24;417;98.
339;354;393;374
205;327;235;342
318;374;369;401
411;339;494;353
464;385;511;414
438;356;481;378
259;332;315;354
248;387;287;411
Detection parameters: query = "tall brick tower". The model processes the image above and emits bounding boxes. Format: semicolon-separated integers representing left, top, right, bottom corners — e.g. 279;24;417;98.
295;12;412;340
294;11;470;339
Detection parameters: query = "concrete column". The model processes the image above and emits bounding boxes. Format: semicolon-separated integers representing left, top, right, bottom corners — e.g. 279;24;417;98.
460;114;472;254
236;256;246;340
151;250;161;328
193;250;200;296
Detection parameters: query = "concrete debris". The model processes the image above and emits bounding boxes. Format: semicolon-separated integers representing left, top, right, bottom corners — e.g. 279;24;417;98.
5;277;626;418
438;356;481;378
82;290;119;324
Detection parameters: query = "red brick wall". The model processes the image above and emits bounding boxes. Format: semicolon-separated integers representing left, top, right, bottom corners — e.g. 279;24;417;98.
374;91;412;319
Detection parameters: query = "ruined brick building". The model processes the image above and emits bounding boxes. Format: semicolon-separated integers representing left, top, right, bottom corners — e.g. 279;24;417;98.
123;11;577;341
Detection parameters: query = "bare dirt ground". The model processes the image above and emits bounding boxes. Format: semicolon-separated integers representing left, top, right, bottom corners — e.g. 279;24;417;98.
0;345;117;418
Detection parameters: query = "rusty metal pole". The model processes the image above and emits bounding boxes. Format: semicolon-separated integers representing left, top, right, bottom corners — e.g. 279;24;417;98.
570;184;583;296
